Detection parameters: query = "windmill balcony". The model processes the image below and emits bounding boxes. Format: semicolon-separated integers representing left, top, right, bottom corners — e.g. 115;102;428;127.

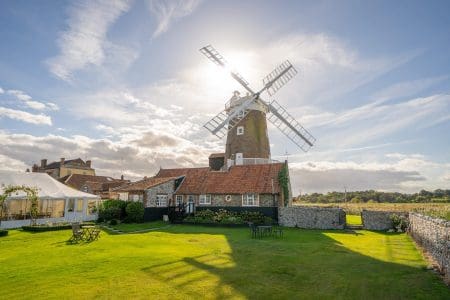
226;158;280;168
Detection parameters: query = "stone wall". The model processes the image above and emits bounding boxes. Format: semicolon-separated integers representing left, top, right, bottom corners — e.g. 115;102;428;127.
361;210;408;230
409;213;450;284
146;180;176;207
278;206;346;229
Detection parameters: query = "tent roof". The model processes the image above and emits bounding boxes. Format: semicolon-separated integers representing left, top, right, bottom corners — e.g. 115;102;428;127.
0;171;99;199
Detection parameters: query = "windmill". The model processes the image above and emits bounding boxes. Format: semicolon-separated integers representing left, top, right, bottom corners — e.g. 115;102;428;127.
200;44;315;168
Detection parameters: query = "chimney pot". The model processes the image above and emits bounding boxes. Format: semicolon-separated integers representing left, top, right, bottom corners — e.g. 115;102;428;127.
121;174;124;180
60;157;65;165
86;160;92;168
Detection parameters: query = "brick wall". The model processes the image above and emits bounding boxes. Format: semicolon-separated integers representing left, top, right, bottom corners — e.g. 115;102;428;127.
278;206;346;229
409;213;450;284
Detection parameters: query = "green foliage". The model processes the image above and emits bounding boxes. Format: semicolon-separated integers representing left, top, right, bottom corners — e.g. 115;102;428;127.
0;229;8;237
296;189;450;204
125;202;145;223
390;214;409;231
109;219;118;225
22;224;72;232
184;209;271;225
98;199;127;221
278;165;290;206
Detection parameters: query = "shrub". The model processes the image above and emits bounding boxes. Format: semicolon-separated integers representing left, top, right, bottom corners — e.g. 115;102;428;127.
98;199;127;221
0;229;8;237
125;202;144;223
109;219;118;226
391;214;409;231
185;209;273;225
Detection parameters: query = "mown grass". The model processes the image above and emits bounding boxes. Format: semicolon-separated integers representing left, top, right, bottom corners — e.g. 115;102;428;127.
346;214;362;225
296;202;450;220
109;220;168;232
0;226;448;299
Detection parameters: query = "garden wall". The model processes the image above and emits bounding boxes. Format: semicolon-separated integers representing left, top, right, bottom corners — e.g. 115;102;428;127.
409;213;450;284
361;210;408;230
278;206;346;229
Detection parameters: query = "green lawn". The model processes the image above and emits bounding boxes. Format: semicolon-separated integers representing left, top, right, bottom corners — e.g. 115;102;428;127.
108;220;168;232
346;214;362;225
1;226;448;299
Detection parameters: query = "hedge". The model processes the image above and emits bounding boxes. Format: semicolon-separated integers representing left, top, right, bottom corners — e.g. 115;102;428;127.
22;222;96;232
0;229;8;237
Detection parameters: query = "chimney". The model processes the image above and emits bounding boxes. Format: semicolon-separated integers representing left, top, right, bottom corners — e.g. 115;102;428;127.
41;159;47;168
26;168;30;173
121;174;124;180
86;160;92;168
60;157;65;165
32;164;38;172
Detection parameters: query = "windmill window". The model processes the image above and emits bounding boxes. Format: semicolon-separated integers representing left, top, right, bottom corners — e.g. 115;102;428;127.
237;126;244;135
199;194;211;205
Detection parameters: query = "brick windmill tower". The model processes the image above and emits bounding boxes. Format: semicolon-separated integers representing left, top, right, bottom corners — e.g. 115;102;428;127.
200;45;315;170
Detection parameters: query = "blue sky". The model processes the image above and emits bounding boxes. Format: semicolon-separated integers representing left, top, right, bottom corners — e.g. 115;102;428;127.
0;0;449;194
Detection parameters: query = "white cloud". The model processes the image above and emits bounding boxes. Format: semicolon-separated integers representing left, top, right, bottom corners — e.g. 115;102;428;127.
0;87;4;94
6;89;59;111
147;0;202;37
46;0;132;81
0;107;52;125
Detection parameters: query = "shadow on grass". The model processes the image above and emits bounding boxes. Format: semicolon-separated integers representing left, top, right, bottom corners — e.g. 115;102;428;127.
139;225;449;299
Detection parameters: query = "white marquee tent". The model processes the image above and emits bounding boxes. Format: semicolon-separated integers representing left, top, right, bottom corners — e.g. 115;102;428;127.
0;171;100;229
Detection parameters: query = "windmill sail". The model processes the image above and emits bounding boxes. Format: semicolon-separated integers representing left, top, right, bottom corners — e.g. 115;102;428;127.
268;100;315;152
262;60;298;96
203;95;257;138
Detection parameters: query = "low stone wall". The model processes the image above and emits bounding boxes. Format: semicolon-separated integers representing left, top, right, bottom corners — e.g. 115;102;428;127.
361;210;407;230
409;213;450;284
279;206;346;229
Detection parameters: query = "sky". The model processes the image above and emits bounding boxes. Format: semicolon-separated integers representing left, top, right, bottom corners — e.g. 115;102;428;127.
0;0;449;195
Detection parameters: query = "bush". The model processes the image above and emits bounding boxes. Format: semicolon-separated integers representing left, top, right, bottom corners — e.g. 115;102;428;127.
22;224;71;232
0;229;8;237
109;219;118;226
391;214;409;231
98;199;127;221
125;202;144;223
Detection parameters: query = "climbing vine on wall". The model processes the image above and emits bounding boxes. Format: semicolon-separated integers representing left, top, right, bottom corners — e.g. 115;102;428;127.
278;165;290;207
0;185;39;226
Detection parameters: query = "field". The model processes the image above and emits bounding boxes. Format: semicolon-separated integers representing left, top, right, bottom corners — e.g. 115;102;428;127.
1;224;449;299
295;202;450;220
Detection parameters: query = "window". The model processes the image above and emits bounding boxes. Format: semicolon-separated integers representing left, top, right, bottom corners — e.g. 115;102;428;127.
156;194;168;207
225;195;232;202
76;199;84;212
131;194;142;202
176;195;183;205
199;194;211;205
237;126;244;135
67;199;75;212
188;195;195;203
242;193;259;207
82;186;88;192
118;193;128;201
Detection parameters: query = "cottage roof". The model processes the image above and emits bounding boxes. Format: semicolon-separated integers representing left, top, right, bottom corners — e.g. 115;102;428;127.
156;163;285;194
61;174;125;190
112;176;181;192
0;171;99;199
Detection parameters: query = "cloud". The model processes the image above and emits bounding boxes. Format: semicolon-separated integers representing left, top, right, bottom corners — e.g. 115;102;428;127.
0;130;212;180
147;0;202;37
6;89;59;111
0;87;4;94
0;107;52;125
46;0;132;81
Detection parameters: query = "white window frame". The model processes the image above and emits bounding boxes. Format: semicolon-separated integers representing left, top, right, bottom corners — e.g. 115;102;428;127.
176;195;183;205
237;126;244;135
156;194;168;207
199;194;211;205
242;193;259;207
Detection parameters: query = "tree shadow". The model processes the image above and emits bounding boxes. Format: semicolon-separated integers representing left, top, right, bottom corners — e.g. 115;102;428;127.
139;225;449;299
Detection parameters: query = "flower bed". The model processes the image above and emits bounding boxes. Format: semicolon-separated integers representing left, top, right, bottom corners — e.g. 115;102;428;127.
184;209;273;226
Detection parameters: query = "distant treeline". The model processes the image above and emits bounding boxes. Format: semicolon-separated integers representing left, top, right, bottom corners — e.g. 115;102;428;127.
295;189;450;203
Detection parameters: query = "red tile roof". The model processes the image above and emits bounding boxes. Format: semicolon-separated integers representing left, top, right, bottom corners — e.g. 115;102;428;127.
61;174;126;190
112;176;180;192
156;163;285;194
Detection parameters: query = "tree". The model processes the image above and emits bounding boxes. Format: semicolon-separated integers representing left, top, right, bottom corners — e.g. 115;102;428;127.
0;185;39;226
